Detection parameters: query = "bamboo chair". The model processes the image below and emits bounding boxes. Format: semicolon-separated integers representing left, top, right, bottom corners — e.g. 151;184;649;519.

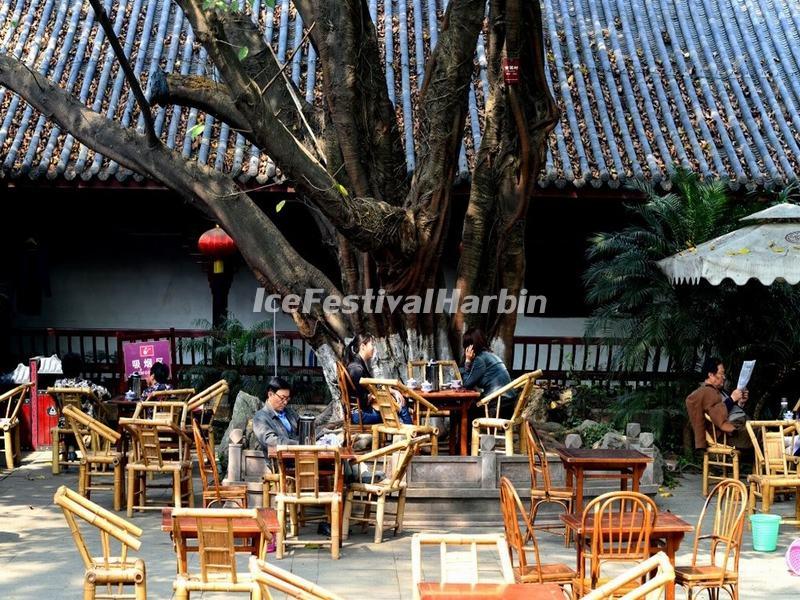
745;420;800;525
62;405;125;511
274;445;342;560
470;370;543;457
702;414;740;496
336;361;370;452
186;379;229;456
131;400;189;462
525;421;575;544
0;383;29;469
54;485;147;600
121;418;194;517
192;418;248;508
343;435;427;544
171;507;267;599
410;532;515;600
359;377;440;454
582;552;674;600
406;360;462;384
674;479;747;600
249;556;346;600
574;491;657;598
498;476;575;592
48;387;105;474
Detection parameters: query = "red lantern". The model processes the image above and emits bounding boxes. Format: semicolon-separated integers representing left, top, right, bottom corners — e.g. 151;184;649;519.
502;58;520;85
198;225;237;273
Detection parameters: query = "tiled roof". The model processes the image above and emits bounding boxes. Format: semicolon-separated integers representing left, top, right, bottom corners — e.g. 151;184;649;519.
1;0;799;189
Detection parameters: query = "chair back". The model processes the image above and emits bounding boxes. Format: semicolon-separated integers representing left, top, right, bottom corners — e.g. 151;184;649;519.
581;491;656;583
407;360;428;382
361;378;440;427
54;485;142;569
581;551;675;600
411;532;514;599
132;400;188;428
476;370;542;420
437;360;462;384
249;556;346;600
336;362;366;447
690;478;747;581
0;384;29;422
499;476;543;581
746;420;797;476
192;417;222;496
62;404;120;456
704;414;731;448
47;387;104;419
172;508;265;583
145;388;195;402
123;419;190;467
355;435;428;490
186;380;228;417
276;446;340;499
525;421;556;493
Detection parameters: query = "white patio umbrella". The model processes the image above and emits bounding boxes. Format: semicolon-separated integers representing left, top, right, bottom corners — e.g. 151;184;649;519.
657;203;800;286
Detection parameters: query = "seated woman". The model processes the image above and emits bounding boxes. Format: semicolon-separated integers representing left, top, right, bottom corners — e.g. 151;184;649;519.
54;352;111;417
346;333;411;425
141;361;172;399
460;328;513;416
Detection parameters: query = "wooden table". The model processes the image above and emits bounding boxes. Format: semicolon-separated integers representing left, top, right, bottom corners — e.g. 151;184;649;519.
554;448;653;513
162;506;278;556
417;582;564;599
419;389;480;456
561;511;692;600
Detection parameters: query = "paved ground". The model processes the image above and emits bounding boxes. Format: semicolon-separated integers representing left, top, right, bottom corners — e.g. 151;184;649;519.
1;451;799;598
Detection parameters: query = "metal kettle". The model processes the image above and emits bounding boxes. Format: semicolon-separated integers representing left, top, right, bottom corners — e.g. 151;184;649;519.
425;360;440;391
298;414;316;445
128;372;142;399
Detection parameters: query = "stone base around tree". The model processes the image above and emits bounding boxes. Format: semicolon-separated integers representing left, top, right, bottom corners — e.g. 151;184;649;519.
225;446;660;528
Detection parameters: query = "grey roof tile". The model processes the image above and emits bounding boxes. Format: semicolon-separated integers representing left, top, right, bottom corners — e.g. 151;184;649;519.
1;0;799;189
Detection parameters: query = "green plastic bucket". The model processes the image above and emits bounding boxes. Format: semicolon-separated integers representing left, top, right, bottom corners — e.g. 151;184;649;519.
750;514;781;552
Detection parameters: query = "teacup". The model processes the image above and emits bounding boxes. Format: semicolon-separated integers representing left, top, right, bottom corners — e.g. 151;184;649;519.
450;380;463;390
421;381;433;393
407;378;419;389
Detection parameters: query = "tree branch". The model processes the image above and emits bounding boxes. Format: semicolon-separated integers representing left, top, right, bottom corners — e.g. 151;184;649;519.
0;52;350;342
87;0;157;147
296;0;408;204
149;71;253;137
175;0;416;254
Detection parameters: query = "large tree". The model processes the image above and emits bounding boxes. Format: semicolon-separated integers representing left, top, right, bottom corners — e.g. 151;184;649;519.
0;0;557;396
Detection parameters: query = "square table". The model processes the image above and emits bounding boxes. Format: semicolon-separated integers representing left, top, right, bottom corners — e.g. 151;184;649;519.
161;506;278;557
561;510;693;600
419;389;480;456
554;448;653;513
417;582;564;599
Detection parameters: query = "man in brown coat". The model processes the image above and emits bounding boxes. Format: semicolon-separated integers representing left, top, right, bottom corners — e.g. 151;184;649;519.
685;357;743;449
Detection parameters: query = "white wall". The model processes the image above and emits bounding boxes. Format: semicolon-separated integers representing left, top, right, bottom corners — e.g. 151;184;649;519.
13;253;586;337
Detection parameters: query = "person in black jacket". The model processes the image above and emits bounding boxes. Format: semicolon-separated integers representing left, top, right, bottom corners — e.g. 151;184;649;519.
346;333;411;425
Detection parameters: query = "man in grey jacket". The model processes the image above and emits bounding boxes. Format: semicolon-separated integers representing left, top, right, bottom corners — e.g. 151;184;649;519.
253;376;299;458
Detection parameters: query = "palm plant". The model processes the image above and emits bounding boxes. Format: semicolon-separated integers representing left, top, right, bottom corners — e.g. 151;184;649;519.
585;168;745;372
185;314;299;369
585;169;800;417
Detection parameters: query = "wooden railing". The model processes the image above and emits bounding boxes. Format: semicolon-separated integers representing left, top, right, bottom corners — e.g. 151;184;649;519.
7;329;689;389
8;328;318;389
511;336;688;385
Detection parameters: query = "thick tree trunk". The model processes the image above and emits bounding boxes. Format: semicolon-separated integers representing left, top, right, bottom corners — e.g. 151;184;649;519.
0;0;558;413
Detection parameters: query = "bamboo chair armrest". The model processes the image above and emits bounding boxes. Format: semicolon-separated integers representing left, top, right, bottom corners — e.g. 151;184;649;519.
404;388;441;414
475;369;543;407
355;435;430;463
